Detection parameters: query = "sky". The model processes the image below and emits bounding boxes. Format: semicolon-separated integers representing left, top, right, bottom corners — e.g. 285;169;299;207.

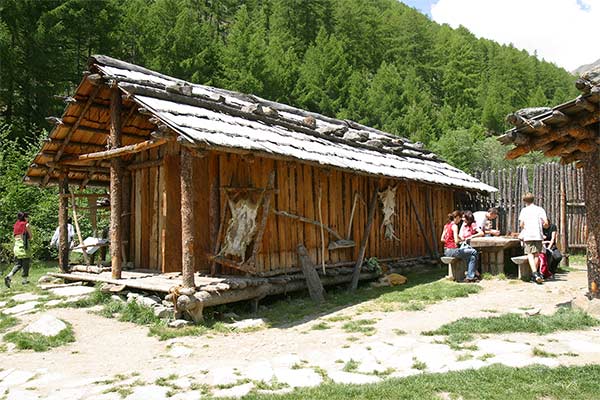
399;0;600;72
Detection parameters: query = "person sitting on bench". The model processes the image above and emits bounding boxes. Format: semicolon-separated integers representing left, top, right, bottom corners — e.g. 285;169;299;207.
542;218;563;276
441;210;478;283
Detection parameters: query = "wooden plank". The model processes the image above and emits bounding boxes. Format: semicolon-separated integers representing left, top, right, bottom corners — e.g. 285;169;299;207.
208;152;220;274
276;161;291;270
288;163;298;268
157;156;165;272
162;145;182;273
194;154;210;273
134;166;141;268
304;165;318;264
140;151;149;269
295;163;306;262
149;161;158;270
350;183;379;291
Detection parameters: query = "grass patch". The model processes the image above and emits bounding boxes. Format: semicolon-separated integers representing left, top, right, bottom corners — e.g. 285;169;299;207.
411;357;427;371
0;261;58;300
0;314;18;333
342;319;377;335
311;322;331;330
342;359;360;373
456;353;473;361
433;333;478;351
256;270;472;325
4;323;75;351
532;347;558;358
393;329;407;335
425;308;599;336
361;274;482;312
240;364;600;400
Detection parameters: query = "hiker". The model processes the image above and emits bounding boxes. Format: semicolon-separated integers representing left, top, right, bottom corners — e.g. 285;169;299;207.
441;210;478;283
473;208;500;236
542;218;563;275
50;217;75;249
518;193;548;284
5;212;33;287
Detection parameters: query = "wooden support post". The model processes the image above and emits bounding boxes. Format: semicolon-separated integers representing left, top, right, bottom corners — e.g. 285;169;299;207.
349;183;378;292
559;166;569;266
406;185;435;259
122;172;131;265
180;148;196;289
58;173;70;273
425;189;439;259
297;244;325;303
109;84;123;279
582;151;600;298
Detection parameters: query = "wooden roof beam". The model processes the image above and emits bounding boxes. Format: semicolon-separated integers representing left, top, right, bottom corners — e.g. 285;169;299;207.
58;137;167;165
42;84;102;186
54;123;150;141
24;176;109;187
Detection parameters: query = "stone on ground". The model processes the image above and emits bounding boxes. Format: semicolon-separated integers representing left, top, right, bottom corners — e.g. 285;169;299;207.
227;318;267;330
212;382;254;398
124;385;169;400
2;301;39;315
168;343;193;358
168;319;191;328
23;314;67;337
273;367;322;388
571;295;600;318
48;286;95;297
11;293;44;302
210;367;239;386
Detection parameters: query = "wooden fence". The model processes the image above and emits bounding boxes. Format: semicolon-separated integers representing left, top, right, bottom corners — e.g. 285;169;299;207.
472;163;586;252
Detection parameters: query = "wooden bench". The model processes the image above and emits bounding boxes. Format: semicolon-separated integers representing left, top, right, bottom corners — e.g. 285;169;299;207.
441;257;466;282
511;255;531;281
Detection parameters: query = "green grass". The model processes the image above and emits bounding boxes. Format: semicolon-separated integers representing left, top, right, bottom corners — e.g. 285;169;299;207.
342;319;377;336
532;347;558;358
342;359;360;373
240;364;600;400
0;314;18;333
424;307;599;336
311;322;331;330
411;357;427;371
257;269;478;326
4;323;75;351
433;333;478;351
0;261;58;300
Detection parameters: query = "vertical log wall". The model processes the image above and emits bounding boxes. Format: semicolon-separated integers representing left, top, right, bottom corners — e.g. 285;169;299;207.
128;147;457;275
474;162;586;252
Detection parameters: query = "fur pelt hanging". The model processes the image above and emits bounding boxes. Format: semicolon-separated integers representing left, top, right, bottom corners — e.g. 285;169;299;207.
379;186;399;240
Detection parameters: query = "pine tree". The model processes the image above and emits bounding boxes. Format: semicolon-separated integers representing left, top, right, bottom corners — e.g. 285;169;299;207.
294;28;351;116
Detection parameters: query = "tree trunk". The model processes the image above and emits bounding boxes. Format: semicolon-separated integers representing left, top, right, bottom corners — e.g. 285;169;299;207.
180;148;196;288
110;85;123;279
583;151;600;298
58;174;70;273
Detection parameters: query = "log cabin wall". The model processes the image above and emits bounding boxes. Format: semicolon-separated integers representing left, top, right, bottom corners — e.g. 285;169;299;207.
128;144;456;275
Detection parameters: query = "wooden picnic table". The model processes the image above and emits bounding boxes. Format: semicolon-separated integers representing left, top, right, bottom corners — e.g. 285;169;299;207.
469;236;522;275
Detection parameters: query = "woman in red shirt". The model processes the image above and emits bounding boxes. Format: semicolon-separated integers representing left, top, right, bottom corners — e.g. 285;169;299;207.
5;212;33;288
440;210;478;282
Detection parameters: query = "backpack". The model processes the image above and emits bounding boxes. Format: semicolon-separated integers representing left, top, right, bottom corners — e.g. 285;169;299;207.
538;251;551;278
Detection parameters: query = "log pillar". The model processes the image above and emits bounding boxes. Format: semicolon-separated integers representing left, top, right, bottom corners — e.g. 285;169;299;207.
583;150;600;298
180;147;196;289
109;84;123;279
58;173;70;273
559;165;569;266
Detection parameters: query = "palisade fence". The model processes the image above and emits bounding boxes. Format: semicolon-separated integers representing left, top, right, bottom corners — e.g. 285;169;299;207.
472;162;586;253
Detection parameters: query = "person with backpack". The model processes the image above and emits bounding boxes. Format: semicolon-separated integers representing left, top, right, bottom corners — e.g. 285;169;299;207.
542;218;563;277
5;212;33;288
518;193;548;284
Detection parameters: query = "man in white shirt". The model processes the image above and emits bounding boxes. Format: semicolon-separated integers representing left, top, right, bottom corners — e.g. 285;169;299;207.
474;208;500;236
518;193;548;283
50;218;75;249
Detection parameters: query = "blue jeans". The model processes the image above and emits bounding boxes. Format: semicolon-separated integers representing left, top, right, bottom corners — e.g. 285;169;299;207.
444;246;478;279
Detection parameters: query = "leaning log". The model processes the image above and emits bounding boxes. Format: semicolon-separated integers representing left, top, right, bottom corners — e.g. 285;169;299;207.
349;184;379;291
297;244;325;303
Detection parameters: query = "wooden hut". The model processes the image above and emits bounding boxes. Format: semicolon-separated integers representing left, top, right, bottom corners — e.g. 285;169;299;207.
24;56;494;316
500;66;600;297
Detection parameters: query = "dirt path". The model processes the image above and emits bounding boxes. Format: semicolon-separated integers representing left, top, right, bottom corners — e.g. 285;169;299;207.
0;267;598;399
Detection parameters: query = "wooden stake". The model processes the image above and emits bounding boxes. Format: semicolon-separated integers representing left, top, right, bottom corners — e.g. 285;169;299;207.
406;185;435;259
349;183;378;292
70;193;90;265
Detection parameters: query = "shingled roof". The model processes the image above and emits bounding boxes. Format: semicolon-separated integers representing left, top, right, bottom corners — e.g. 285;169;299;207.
25;55;495;193
501;66;600;165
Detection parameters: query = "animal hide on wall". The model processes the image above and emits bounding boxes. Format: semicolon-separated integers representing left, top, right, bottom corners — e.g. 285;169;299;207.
219;198;260;262
379;186;398;240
